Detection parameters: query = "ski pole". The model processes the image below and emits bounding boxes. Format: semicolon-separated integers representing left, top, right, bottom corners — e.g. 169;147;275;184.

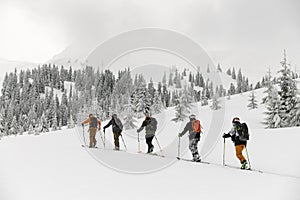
120;134;127;151
154;135;163;154
137;131;141;153
103;132;106;149
245;146;252;169
82;126;87;146
177;136;181;159
98;131;105;148
223;138;226;166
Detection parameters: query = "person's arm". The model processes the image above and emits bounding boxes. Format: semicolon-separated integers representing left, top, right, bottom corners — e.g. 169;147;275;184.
97;119;101;130
82;118;90;126
137;120;147;132
103;119;112;131
223;128;235;138
179;122;191;137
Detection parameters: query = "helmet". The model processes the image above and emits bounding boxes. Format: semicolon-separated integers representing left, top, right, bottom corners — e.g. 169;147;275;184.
232;117;240;124
145;112;151;117
112;114;117;118
189;114;196;120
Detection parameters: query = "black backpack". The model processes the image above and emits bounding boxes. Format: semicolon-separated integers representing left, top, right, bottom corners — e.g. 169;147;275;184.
90;117;98;128
237;123;249;141
148;118;157;132
114;117;123;131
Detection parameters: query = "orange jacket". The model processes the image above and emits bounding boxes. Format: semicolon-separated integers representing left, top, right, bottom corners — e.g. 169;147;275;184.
82;117;101;129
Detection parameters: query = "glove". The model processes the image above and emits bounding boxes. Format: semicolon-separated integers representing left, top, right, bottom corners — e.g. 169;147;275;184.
137;129;140;133
81;123;84;127
222;133;227;138
103;128;105;133
98;127;101;131
178;133;182;137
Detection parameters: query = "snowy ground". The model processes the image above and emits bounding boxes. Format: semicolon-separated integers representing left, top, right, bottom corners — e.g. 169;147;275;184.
1;88;300;200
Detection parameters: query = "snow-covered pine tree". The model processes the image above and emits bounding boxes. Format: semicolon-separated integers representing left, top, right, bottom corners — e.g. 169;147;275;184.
151;91;163;114
210;94;221;110
277;50;298;127
232;67;236;80
217;63;222;72
289;97;300;126
168;72;173;86
123;100;137;130
52;114;58;131
228;83;236;95
236;69;243;93
132;84;151;118
58;119;62;130
262;68;274;104
41;113;50;132
172;97;189;122
0;109;4;136
28;123;34;134
9;116;18;135
248;91;258;110
18;125;24;135
68;114;75;129
263;88;281;128
172;88;192;122
226;68;232;76
34;119;42;135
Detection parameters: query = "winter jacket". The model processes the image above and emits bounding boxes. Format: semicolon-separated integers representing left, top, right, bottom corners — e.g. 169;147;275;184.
179;119;201;140
137;117;157;137
82;117;101;129
223;122;247;146
104;118;122;133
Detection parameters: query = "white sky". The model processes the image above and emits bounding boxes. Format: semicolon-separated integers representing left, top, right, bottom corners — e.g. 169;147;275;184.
0;0;299;81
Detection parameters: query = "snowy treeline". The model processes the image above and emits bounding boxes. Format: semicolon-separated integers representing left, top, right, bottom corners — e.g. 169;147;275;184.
0;65;76;136
0;63;255;137
263;51;300;128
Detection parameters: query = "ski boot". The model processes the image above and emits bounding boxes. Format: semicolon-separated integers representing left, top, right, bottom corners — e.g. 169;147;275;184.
241;160;248;169
193;155;201;162
114;146;120;151
149;146;154;153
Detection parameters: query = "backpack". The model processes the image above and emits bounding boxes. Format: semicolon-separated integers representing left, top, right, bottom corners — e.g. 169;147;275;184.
114;117;123;131
236;123;249;141
90;117;98;128
148;118;157;132
192;120;201;133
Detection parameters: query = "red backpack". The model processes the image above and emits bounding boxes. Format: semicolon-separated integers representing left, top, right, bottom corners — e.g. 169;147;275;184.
192;120;201;133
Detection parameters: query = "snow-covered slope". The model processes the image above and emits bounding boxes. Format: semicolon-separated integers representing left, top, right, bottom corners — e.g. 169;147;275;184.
1;87;300;200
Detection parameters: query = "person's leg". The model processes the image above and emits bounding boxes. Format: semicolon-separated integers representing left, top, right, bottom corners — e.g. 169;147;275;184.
89;128;96;148
235;144;246;162
189;138;200;161
146;135;154;153
113;132;120;149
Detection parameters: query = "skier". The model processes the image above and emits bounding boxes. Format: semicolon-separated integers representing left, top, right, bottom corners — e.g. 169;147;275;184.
223;117;249;169
103;114;123;150
81;114;101;148
137;113;158;153
178;114;202;162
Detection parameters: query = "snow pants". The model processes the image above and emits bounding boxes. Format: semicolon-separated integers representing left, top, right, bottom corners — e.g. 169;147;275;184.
145;135;154;153
113;131;121;148
235;144;246;163
189;138;200;160
89;127;97;148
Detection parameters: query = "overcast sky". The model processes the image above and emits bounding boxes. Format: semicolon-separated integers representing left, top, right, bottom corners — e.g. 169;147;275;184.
0;0;299;80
